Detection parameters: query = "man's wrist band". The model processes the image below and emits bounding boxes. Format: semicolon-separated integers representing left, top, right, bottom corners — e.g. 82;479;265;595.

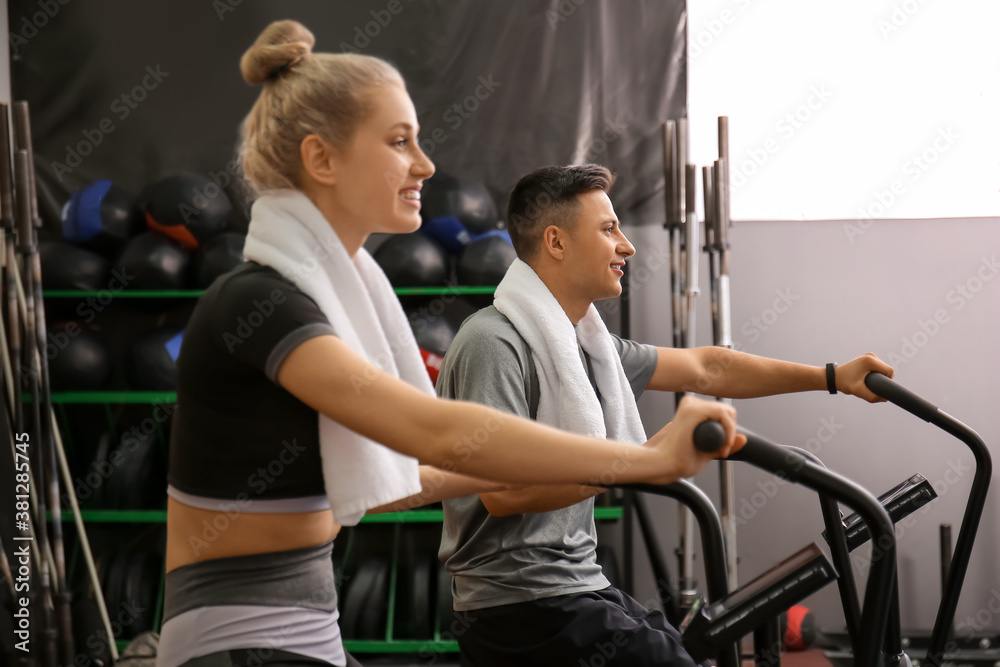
826;363;838;394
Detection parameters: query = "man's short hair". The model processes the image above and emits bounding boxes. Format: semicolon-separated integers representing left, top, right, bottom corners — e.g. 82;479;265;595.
505;164;615;261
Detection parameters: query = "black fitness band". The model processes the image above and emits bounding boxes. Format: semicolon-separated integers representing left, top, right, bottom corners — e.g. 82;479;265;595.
826;362;837;394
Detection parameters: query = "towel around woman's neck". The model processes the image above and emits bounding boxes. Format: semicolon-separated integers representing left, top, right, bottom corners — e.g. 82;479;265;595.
242;189;426;525
493;259;647;445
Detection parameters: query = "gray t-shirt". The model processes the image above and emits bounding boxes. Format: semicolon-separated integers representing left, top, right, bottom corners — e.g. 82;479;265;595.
437;306;658;611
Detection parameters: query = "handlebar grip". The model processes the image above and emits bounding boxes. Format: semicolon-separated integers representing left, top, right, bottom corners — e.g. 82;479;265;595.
694;420;727;453
864;372;940;423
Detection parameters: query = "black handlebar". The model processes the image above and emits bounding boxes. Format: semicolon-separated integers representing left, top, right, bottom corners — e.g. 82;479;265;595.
693;420;727;452
864;372;940;422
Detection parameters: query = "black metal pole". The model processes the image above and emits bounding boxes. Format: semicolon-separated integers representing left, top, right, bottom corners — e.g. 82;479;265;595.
884;579;904;664
663;121;683;357
632;494;680;625
619;481;739;667
939;524;952;600
701;165;719;367
753;616;782;666
939;523;953;640
818;495;862;654
864;373;992;665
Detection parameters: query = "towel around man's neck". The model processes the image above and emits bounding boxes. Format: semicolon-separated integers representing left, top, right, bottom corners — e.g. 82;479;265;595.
493;259;647;446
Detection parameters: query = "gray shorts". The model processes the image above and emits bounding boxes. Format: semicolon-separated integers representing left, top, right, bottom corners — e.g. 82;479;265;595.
156;542;355;667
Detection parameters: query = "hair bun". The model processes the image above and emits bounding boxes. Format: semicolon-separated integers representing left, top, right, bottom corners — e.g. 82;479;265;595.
240;20;316;85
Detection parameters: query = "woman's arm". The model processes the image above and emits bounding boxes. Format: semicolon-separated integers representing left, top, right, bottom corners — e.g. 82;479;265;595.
278;335;743;487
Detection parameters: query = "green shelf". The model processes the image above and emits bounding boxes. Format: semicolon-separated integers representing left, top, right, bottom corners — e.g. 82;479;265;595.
343;639;459;653
57;510;167;522
362;509;444;523
58;507;623;523
392;286;496;296
40;391;177;404
594;506;624;520
43;286;495;298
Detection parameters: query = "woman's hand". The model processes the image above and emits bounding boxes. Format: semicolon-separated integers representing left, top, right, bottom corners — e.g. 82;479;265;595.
642;395;746;484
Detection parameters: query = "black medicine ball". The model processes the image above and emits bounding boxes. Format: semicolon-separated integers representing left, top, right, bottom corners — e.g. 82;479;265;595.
61;180;142;256
457;235;517;285
125;328;184;391
40;242;110;291
193;232;245;288
47;326;113;391
408;312;457;357
373;233;449;287
420;172;501;236
114;233;190;290
144;174;231;250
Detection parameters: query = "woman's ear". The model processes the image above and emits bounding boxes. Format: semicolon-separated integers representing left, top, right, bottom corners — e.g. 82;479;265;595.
300;134;338;186
542;224;566;261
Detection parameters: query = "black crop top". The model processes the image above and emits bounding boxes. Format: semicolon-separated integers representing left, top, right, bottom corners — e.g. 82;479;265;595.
168;262;336;502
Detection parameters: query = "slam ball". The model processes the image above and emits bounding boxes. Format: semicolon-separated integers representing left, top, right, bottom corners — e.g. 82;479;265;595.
125;328;184;391
145;174;231;250
61;180;142;256
457;235;517;285
40;242;110;291
420;172;501;236
47;326;113;391
193;232;245;288
114;233;190;290
408;312;457;357
373;233;449;287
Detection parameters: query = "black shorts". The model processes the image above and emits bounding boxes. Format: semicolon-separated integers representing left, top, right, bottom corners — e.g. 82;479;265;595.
454;586;701;667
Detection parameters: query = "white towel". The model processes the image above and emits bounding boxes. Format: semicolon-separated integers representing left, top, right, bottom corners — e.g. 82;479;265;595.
242;189;426;525
493;259;647;445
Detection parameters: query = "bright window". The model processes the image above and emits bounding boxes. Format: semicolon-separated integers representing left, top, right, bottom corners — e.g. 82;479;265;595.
688;0;1000;220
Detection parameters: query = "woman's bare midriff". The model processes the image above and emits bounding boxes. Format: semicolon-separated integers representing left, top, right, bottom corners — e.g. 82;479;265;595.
165;497;342;572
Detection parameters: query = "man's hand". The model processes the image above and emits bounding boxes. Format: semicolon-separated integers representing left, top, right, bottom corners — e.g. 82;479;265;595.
643;396;746;483
836;353;894;403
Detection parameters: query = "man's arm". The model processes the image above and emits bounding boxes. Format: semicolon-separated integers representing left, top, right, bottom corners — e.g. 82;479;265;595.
367;465;513;514
480;484;606;518
646;348;893;402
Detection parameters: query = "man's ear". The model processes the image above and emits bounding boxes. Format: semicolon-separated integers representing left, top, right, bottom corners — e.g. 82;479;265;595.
300;134;338;186
541;224;566;261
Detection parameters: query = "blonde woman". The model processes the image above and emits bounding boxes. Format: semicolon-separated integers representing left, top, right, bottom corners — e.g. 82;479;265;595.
158;20;742;667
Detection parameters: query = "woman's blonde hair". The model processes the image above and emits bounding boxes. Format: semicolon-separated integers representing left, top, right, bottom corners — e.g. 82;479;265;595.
239;20;403;192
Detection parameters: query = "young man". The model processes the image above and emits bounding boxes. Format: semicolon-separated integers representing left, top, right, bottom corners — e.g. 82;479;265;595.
437;164;893;667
